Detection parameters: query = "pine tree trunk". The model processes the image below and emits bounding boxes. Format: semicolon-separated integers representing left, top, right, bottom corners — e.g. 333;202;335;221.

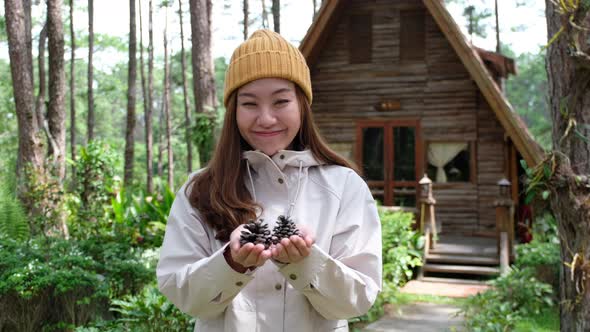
178;0;193;173
5;0;46;213
271;0;280;33
69;0;76;177
139;0;148;141
157;103;164;180
146;0;155;193
494;0;500;54
261;0;268;29
189;0;217;166
35;23;47;133
24;0;33;82
37;21;60;174
243;0;248;40
47;0;67;182
163;5;173;189
545;2;590;331
87;0;95;142
124;0;137;187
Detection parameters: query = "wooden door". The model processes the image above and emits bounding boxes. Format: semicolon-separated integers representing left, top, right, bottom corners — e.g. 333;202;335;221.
356;119;423;207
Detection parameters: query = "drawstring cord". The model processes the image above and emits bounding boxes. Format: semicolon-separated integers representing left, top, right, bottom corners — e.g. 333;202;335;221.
246;159;257;202
245;158;304;217
287;160;304;217
245;157;304;332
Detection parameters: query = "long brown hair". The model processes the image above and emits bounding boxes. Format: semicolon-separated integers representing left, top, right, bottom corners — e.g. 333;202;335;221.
186;85;357;241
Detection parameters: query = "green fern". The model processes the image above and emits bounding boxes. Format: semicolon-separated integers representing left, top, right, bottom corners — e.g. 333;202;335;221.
0;183;30;242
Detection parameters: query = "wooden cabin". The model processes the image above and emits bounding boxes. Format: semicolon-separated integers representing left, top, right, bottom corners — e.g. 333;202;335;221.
299;0;544;277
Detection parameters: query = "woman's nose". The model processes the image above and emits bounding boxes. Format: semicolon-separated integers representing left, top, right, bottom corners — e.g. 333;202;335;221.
256;108;277;127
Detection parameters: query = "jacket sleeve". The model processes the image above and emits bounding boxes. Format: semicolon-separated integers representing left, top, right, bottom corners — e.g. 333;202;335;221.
277;170;382;320
156;181;254;319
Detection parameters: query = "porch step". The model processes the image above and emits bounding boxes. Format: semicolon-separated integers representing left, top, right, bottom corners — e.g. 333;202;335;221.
422;263;500;276
426;253;499;266
419;276;489;285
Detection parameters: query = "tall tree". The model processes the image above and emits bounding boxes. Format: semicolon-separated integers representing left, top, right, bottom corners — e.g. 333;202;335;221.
178;0;193;173
157;101;164;179
243;0;248;40
124;0;137;187
462;4;491;42
271;0;279;33
139;0;148;145
189;0;217;166
35;23;48;135
163;5;173;189
47;0;66;181
261;0;269;29
545;1;590;330
5;0;45;212
87;0;95;141
494;0;500;53
36;21;60;172
24;0;33;82
69;0;76;175
146;0;155;192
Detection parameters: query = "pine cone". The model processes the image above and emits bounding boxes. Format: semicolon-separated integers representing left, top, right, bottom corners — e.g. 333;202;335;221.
271;215;301;244
239;219;272;249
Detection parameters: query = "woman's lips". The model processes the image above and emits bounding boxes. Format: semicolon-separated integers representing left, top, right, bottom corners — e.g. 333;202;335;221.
253;130;284;137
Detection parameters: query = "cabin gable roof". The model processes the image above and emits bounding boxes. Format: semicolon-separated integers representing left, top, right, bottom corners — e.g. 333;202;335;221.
299;0;544;167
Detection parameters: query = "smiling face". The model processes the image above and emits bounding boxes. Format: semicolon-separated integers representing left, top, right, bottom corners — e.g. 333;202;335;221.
236;78;302;156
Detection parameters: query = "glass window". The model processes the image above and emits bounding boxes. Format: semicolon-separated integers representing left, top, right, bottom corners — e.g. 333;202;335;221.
426;142;471;183
362;127;384;181
393;127;416;181
393;186;416;207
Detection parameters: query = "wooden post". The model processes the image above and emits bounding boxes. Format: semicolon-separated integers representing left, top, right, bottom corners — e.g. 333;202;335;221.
419;175;437;248
495;179;514;258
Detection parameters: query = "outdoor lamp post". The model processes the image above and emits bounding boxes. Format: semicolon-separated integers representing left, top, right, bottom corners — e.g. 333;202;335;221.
498;178;511;199
495;178;514;273
419;174;433;201
419;174;437;247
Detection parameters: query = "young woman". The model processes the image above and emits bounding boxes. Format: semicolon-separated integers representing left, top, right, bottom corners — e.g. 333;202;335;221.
157;29;382;332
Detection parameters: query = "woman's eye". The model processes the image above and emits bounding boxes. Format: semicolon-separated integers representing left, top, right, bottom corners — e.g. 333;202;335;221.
275;99;289;105
241;102;257;107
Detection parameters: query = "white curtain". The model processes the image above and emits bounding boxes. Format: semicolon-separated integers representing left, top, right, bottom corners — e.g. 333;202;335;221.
427;142;468;182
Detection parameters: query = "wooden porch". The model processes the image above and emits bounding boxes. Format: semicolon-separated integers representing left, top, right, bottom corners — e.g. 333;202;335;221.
421;235;500;278
416;176;514;280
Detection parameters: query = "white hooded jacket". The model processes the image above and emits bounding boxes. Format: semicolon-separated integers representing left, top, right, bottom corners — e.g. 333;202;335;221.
157;149;382;331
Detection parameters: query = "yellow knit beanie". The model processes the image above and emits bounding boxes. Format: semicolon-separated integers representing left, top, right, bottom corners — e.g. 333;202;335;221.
223;29;312;107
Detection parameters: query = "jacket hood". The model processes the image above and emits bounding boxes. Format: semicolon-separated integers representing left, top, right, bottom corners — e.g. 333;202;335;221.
242;149;324;173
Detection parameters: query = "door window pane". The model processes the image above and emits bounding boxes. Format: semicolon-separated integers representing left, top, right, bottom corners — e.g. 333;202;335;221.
362;127;384;181
393;127;415;181
393;186;416;207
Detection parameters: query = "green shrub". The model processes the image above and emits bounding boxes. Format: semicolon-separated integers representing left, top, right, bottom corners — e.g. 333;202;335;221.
0;237;109;332
459;267;554;332
110;284;194;332
349;209;423;325
380;209;424;287
109;181;174;249
77;236;154;299
0;235;154;331
77;284;194;332
0;182;29;242
69;141;118;239
515;239;560;293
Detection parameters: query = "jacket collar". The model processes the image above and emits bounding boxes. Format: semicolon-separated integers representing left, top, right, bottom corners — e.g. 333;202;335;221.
242;149;323;172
